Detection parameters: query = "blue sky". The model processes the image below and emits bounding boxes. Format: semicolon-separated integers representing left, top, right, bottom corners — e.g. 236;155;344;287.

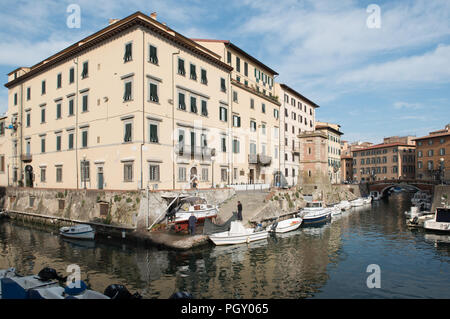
0;0;449;143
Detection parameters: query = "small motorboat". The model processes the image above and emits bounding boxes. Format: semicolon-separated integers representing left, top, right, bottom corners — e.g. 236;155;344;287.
269;216;303;233
424;208;450;233
60;224;95;240
301;202;331;225
363;197;372;205
209;221;268;246
337;201;351;211
370;191;382;201
350;198;365;207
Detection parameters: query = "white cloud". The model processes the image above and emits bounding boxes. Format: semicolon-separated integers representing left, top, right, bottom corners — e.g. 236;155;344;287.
393;102;423;110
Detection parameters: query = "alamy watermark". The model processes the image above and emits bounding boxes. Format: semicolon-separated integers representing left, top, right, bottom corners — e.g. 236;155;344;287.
66;264;81;288
366;264;381;289
66;4;81;29
366;4;381;29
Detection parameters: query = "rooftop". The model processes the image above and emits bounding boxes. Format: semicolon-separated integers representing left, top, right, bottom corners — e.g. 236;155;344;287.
279;83;320;108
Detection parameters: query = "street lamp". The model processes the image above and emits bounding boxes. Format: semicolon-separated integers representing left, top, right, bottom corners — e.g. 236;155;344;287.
440;157;445;185
211;148;216;189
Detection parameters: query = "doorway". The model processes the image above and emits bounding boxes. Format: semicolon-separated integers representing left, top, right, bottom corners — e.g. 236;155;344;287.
25;165;33;188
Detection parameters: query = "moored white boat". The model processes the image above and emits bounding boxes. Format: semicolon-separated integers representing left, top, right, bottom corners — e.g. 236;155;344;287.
350;198;365;207
59;224;95;240
337;200;351;211
363;197;372;205
209;221;268;246
411;191;432;205
424;208;450;233
370;191;382;201
301;202;331;225
269;217;303;233
166;196;218;224
330;205;342;217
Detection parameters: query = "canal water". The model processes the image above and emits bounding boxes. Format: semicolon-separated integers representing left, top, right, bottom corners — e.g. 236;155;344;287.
1;193;449;299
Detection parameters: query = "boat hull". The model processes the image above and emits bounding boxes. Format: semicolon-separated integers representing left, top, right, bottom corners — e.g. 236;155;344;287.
273;218;302;233
302;213;331;225
59;229;95;240
423;221;450;233
209;230;268;246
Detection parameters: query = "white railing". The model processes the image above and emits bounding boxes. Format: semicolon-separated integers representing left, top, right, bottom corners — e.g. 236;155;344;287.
226;183;271;191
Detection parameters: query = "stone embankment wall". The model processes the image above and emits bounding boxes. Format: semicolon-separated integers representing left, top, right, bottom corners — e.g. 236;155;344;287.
0;187;235;230
431;185;450;213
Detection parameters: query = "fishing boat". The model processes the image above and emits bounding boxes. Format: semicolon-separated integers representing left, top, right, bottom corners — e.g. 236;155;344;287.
163;195;218;232
209;221;268;246
59;224;95;240
269;216;303;233
424;208;450;233
301;201;331;225
337;200;351;211
370;191;382;201
350;198;365;207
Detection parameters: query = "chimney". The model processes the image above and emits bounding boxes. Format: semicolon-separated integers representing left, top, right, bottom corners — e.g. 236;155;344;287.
109;19;119;25
150;12;157;20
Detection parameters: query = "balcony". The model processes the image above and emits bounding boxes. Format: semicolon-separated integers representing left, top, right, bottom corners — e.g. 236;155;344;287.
175;144;213;161
248;154;272;166
292;145;300;154
21;154;32;162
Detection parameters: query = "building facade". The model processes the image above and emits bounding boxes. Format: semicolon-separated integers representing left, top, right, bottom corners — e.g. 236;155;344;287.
352;136;416;182
4;12;236;191
276;83;318;187
414;125;449;182
192;39;281;186
315;122;343;184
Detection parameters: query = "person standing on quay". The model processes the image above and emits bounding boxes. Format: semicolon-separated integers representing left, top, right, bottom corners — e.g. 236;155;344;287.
237;201;243;221
188;213;197;235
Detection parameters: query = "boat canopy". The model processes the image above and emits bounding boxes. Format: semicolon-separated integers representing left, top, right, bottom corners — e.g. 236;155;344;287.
436;208;450;223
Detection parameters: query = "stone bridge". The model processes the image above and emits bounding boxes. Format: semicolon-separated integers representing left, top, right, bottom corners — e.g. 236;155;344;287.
367;179;438;197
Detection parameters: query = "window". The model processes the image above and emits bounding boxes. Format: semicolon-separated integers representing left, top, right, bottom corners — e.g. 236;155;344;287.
124;122;132;143
26;87;31;101
418;161;423;169
428;140;433;145
149;45;158;64
40;168;46;182
250;120;256;132
427;161;433;170
440;138;445;144
14;93;17;105
221;136;227;152
149;81;159;102
41;137;46;153
149;123;158;143
178;92;186;110
233;91;238;102
233;115;241;127
124;42;132;62
68;132;74;150
57;73;62;88
201;100;208;116
233;139;240;153
221;78;226;92
68;99;74;116
261;123;266;135
219;106;227;122
190;96;198;113
56;103;62;119
56;166;63;183
178;58;185;76
56;135;61;151
261;103;266;114
273;108;279;119
244;62;248;76
80;160;90;182
236;57;240;72
41;107;46;123
81;61;88;79
190;64;197;80
124;162;133;182
227;51;232;64
201;168;209;182
82;94;88;112
26;112;30;127
149;164;160;181
440;148;446;156
221;168;227;182
418;151;423;158
123;81;132;101
81;130;88;148
250;98;255;109
178;166;187;182
201;69;208;85
69;68;74;84
42;80;46;95
428;150;434;157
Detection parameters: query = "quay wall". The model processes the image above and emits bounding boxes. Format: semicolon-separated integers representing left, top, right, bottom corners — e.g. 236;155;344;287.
0;186;235;232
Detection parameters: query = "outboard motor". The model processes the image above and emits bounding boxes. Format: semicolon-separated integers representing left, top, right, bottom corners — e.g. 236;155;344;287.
169;291;194;299
270;222;278;232
37;267;65;282
104;284;142;299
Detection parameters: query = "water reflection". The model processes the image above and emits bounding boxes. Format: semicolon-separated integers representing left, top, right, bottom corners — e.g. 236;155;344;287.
0;192;449;299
